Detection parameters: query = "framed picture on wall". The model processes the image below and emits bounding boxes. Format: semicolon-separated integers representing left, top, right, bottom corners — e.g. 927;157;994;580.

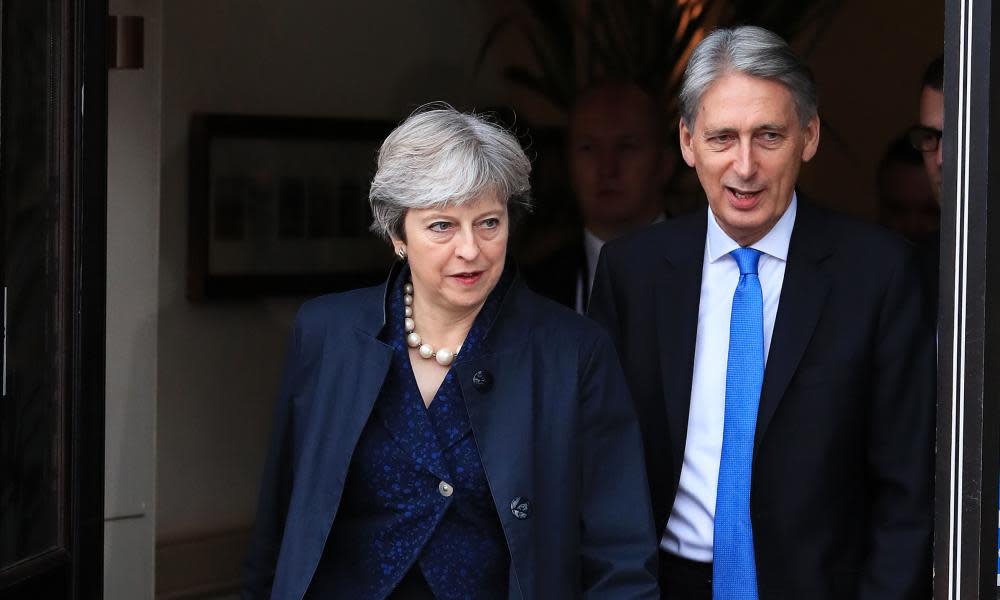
187;113;397;300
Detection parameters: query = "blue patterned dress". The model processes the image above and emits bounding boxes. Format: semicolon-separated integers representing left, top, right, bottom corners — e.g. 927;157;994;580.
311;265;512;599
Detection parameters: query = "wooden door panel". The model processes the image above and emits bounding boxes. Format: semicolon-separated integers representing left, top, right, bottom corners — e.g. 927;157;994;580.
0;0;105;597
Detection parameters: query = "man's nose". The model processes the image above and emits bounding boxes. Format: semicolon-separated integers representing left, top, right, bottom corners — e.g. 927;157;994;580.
733;143;757;179
598;148;620;177
935;142;943;167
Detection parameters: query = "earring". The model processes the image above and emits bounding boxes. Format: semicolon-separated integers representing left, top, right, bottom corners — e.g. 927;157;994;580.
396;246;407;260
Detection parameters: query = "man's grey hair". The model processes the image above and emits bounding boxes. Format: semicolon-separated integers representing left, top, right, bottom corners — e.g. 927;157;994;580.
679;26;817;128
369;103;532;240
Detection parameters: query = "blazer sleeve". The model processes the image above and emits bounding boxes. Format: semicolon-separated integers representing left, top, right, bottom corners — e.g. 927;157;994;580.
860;248;935;600
577;330;660;599
241;313;304;599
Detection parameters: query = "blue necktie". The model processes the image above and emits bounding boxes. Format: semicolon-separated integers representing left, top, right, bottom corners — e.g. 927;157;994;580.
713;247;764;599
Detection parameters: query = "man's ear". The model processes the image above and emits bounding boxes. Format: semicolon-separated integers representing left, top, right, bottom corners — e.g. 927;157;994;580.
801;115;821;163
679;119;697;167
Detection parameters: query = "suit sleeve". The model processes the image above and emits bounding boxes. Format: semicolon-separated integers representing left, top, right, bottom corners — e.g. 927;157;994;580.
578;330;660;599
241;313;304;599
860;248;935;600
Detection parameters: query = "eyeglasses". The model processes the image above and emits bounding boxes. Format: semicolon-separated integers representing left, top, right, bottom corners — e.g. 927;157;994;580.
907;125;943;153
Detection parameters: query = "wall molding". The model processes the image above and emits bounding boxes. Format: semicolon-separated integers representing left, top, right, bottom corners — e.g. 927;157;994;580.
155;529;251;599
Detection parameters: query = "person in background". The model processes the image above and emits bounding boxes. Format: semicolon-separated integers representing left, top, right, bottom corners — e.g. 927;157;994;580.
242;105;659;599
909;55;944;204
590;26;935;599
878;132;939;306
906;54;945;310
524;79;674;313
877;133;940;243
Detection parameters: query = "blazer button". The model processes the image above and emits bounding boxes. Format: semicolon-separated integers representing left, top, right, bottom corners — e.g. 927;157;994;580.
510;497;531;519
438;481;454;497
472;369;493;392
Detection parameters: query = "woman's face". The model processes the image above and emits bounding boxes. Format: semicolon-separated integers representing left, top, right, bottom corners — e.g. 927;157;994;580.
395;191;508;315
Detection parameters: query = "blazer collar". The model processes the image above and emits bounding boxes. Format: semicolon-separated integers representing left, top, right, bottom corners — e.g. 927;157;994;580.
706;195;797;263
350;258;524;348
755;200;834;446
451;279;534;598
351;259;401;338
655;209;709;481
285;289;394;600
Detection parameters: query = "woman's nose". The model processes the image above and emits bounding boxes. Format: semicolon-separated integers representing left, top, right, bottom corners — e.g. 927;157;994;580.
455;230;481;260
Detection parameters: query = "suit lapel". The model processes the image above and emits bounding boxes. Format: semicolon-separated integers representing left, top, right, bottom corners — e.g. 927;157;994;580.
656;210;708;479
303;297;394;510
755;203;833;446
284;287;394;600
456;352;535;597
455;283;535;598
368;258;452;480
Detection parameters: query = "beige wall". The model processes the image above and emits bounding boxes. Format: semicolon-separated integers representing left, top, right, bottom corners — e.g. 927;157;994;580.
798;0;944;218
106;0;161;598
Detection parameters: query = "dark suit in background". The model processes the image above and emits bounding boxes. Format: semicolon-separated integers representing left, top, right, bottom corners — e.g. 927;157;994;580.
522;233;586;311
589;202;935;598
524;217;666;314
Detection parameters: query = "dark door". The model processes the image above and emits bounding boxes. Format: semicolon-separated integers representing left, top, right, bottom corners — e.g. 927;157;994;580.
934;0;1000;598
0;0;105;598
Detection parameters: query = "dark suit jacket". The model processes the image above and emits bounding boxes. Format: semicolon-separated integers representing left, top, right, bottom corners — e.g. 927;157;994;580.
589;202;935;599
522;234;586;311
242;268;660;600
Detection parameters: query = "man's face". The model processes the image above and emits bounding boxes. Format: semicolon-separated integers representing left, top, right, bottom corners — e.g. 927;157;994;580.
679;72;819;246
918;86;944;203
569;84;671;239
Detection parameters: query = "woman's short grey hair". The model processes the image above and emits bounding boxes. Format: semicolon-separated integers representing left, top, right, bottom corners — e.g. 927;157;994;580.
679;26;817;128
369;104;532;240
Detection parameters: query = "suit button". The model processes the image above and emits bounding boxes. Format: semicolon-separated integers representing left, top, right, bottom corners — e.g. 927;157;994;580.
438;481;454;497
510;497;531;519
472;370;493;392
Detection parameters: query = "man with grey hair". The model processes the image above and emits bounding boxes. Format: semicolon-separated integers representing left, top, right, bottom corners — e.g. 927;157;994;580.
590;25;934;599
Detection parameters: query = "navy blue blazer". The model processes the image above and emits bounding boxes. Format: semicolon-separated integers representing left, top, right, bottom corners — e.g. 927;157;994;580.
589;202;935;599
242;267;660;599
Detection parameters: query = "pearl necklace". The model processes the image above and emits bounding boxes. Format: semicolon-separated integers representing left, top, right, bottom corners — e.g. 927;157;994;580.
403;282;460;366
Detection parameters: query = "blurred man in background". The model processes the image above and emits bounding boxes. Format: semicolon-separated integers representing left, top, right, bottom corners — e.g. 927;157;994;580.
524;80;674;312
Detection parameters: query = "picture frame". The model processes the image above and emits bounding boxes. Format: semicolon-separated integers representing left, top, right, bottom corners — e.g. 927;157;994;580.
187;113;397;300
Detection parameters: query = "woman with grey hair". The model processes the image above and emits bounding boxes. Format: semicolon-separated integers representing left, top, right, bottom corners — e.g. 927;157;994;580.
243;105;659;599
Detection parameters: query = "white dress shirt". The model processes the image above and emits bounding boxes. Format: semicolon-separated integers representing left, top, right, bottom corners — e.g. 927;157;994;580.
575;228;606;313
660;195;797;561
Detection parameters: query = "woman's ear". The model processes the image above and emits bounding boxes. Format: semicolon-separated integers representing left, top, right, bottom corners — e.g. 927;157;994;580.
391;239;407;261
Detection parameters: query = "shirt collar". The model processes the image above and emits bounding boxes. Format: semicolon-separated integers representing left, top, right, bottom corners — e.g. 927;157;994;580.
582;227;605;273
706;192;797;263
